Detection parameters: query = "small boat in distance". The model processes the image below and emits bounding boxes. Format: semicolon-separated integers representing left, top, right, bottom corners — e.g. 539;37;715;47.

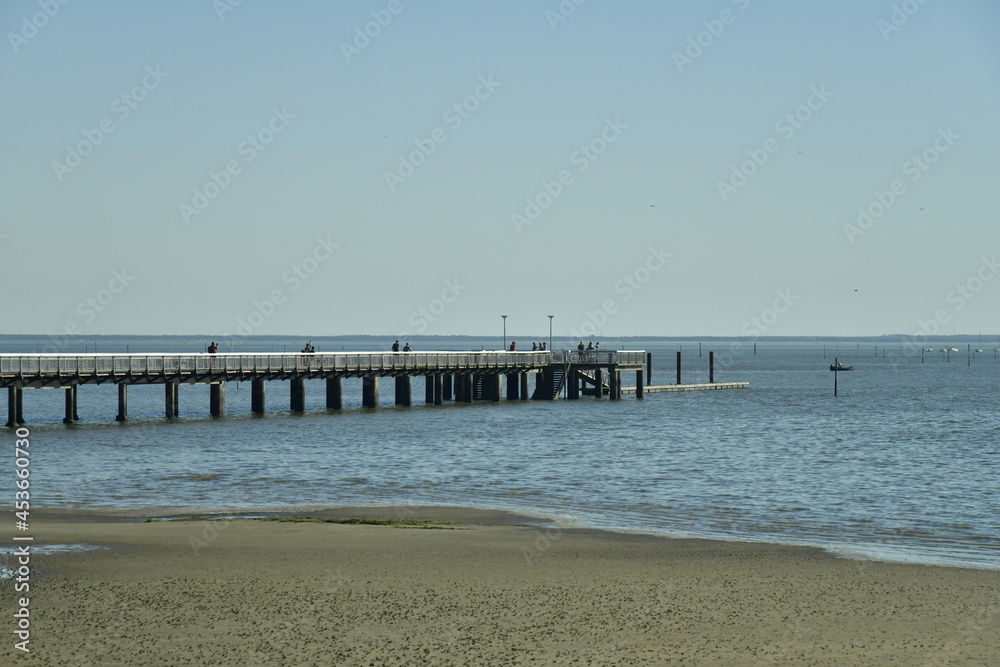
830;362;853;371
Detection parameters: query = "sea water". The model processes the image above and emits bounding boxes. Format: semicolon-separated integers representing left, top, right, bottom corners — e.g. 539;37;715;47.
2;335;998;570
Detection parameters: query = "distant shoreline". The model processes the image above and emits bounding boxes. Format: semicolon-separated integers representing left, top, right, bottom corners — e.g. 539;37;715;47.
2;333;998;343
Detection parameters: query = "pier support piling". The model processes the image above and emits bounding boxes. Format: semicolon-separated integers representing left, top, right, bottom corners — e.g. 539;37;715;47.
210;382;225;417
443;375;452;401
64;385;78;423
425;376;434;403
116;383;128;421
362;376;380;408
520;373;528;401
635;371;644;399
676;351;682;385
709;351;715;383
594;369;604;399
647;353;652;386
433;374;444;405
506;374;519;400
609;368;620;400
568;371;580;400
290;378;306;412
487;374;501;402
326;377;342;410
165;382;179;418
7;387;23;427
395;376;412;406
457;374;473;403
251;380;265;414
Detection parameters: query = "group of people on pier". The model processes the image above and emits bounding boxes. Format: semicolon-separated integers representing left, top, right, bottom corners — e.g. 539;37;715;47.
577;341;600;352
391;340;412;352
529;342;547;351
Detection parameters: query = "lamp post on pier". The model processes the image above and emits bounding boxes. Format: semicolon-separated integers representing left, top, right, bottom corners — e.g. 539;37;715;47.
548;315;554;352
501;315;507;351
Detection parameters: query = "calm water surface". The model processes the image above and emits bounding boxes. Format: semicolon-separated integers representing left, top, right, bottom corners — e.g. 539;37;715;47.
5;337;999;569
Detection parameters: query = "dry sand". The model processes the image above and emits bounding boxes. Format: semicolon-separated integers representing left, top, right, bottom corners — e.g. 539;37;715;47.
4;506;999;665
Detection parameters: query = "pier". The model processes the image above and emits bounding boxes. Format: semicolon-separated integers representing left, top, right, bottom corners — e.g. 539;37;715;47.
1;350;746;425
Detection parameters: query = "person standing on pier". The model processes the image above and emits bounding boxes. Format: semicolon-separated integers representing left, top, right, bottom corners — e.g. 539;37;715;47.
403;342;412;352
509;341;516;351
392;340;400;352
207;342;218;354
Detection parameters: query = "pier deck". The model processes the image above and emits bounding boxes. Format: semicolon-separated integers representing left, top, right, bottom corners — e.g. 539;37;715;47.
1;350;745;425
621;382;749;394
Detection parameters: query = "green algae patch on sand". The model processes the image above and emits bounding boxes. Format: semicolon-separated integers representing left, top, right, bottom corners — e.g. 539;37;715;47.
259;517;460;529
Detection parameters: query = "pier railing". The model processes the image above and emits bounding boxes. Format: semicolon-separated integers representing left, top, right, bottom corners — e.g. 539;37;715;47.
552;350;646;366
0;351;553;386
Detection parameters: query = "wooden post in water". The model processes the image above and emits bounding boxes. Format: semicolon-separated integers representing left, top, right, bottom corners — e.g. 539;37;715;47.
251;380;265;414
290;378;305;412
646;353;652;386
635;370;644;399
506;374;519;400
64;385;78;423
326;377;342;409
166;382;180;418
520;373;529;400
709;351;715;384
209;382;225;417
395;376;411;406
676;350;682;385
425;375;434;403
116;383;129;421
833;358;838;397
362;376;380;408
6;387;19;427
433;374;444;405
443;375;452;401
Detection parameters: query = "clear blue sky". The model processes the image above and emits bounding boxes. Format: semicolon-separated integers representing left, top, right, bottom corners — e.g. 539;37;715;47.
2;0;998;340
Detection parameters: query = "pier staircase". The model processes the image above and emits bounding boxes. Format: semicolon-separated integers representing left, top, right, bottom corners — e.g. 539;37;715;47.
531;363;570;400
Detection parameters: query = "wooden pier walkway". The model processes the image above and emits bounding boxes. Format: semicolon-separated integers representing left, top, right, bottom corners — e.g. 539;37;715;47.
1;350;746;425
621;382;749;394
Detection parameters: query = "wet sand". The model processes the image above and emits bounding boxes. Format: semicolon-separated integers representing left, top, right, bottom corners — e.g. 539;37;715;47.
6;506;1000;665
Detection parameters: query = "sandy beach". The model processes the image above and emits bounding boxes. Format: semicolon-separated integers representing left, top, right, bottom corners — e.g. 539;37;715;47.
6;506;999;666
